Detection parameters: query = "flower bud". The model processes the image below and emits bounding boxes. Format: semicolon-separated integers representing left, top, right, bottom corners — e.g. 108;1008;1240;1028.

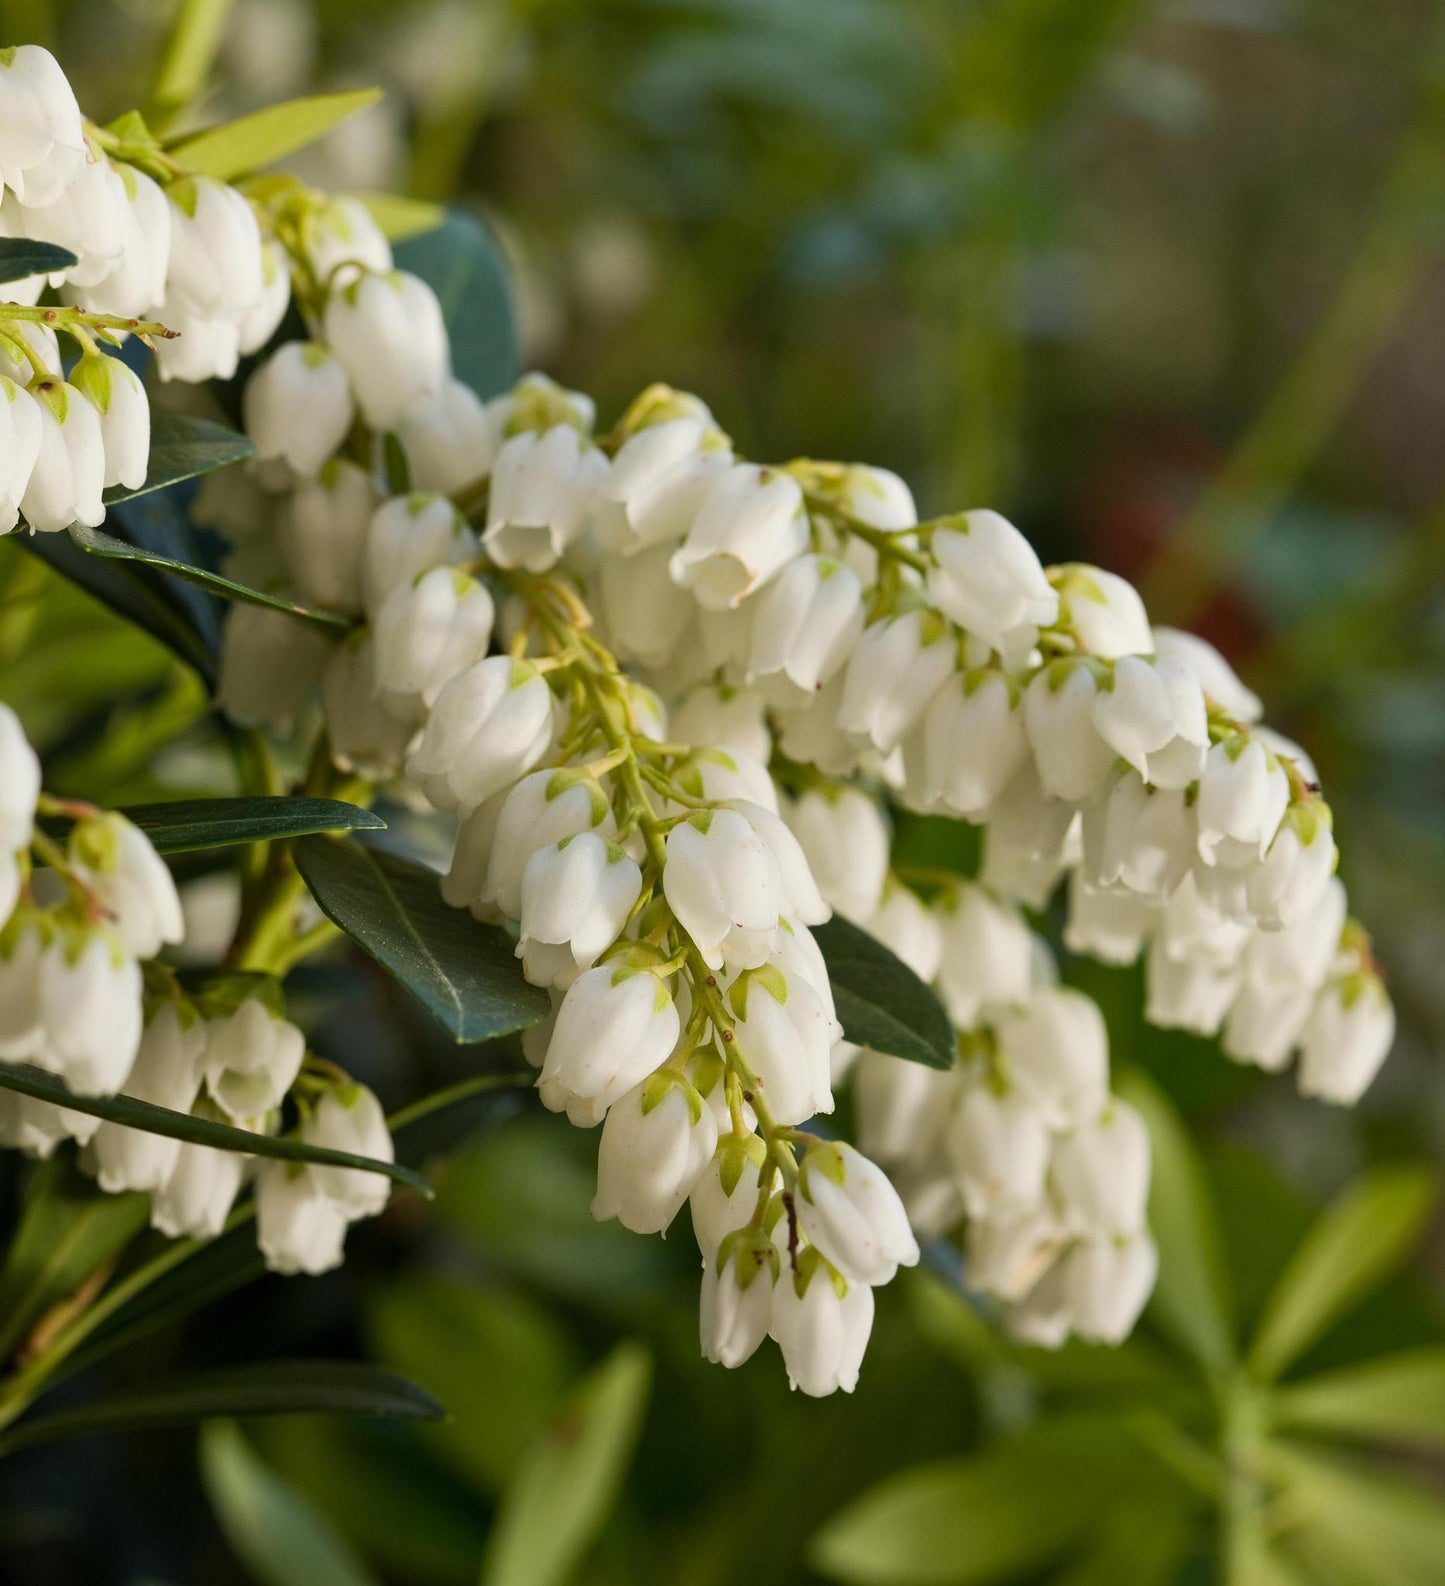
592;1070;719;1234
722;799;828;926
203;995;305;1120
243;341;354;477
282;457;378;615
663;807;782;970
406;656;554;814
838;608;956;754
769;1250;874;1396
68;811;184;961
540;961;680;1108
517;832;642;987
926;511;1058;665
69;351;149;492
372;566;495;724
20;380;105;532
670;463;808;610
362;491;477;616
479;423;607;573
324;269;450;431
395;378;495;494
91;1001;206;1192
796;1140;918;1285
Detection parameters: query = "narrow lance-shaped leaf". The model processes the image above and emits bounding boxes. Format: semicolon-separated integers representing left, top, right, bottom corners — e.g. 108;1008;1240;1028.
103;409;255;506
294;836;551;1043
0;238;78;282
169;88;385;181
0;1360;444;1455
69;523;352;631
1248;1164;1436;1382
0;1064;434;1199
813;913;955;1069
38;796;385;854
1271;1346;1445;1450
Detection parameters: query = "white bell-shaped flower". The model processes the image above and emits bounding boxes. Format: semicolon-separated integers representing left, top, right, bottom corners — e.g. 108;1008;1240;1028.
746;552;865;704
784;786;890;923
1062;872;1152;966
591;415;731;553
1242;875;1346;993
795;1139;919;1285
838;608;956;754
395;377;495;494
591;1071;719;1234
203;997;305;1121
282;457;378;615
854;1052;957;1164
324;269;450;430
1023;657;1116;803
945;1084;1051;1219
362;492;477;616
165;176;264;318
217;601;337;733
992;986;1110;1129
0;45;87;207
1245;802;1336;930
91;1001;206;1193
0;913;48;1062
727;962;835;1126
722;799;829;926
596;539;694;669
1297;971;1394;1105
1092;654;1207;789
935;883;1033;1027
701;1239;775;1369
863;878;944;983
1221;979;1314;1073
151;296;243;383
70;163;171;318
321;635;415;781
539;961;680;1111
669;681;772;767
0;377;43;534
1062;1233;1159;1344
925;511;1058;665
68;811;184;961
517;832;642;987
372;567;495;725
966;1208;1067;1302
469;768;613;920
303;194;392;287
483;424;608;572
406;655;554;814
237;240;292;355
1;146;125;282
770;1253;874;1396
909;668;1028;821
1195;734;1290;870
1081;771;1196;904
1151;626;1261;724
152;1114;248;1239
690;1133;767;1256
0;701;40;854
670;462;808;610
69;351;149;492
256;1163;352;1276
36;922;142;1095
1144;938;1241;1036
243;341;354;477
1052;565;1153;658
663;807;782;970
305;1082;394;1218
1050;1099;1151;1236
20;380;106;532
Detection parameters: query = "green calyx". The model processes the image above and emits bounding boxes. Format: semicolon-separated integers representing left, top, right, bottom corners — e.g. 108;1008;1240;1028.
717;1226;780;1290
68;811;125;876
800;1139;849;1200
726;962;788;1020
717;1130;767;1197
69;353;116;416
792;1243;848;1301
640;1068;703;1125
196;970;286;1022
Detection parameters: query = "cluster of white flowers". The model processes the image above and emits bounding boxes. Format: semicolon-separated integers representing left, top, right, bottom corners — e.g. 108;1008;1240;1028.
0;701;391;1275
0;42;1394;1392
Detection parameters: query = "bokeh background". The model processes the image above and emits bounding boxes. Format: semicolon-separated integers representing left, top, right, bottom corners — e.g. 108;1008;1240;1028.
1;1;1444;1583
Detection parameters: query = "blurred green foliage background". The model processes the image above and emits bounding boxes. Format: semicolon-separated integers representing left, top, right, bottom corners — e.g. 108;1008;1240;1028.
1;0;1444;1583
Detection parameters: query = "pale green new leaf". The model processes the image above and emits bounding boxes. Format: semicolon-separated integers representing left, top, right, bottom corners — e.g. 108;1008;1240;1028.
353;192;447;242
479;1343;652;1586
201;1421;383;1586
1248;1165;1435;1382
171;89;384;181
1272;1347;1445;1449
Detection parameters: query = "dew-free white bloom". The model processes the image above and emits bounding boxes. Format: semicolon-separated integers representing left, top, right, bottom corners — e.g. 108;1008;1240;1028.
770;1263;874;1396
472;768;614;920
597;539;694;669
69;352;149;492
20;380;106;532
1024;658;1116;803
1050;1100;1151;1235
2;150;124;284
1297;973;1394;1105
1063;1233;1159;1345
591;1072;719;1234
282;457;377;614
669;681;772;767
36;925;142;1095
539;963;680;1109
243;341;354;477
0;920;43;1061
1196;735;1290;870
303;194;393;286
151;295;243;383
728;964;835;1125
1063;873;1152;966
926;511;1058;664
909;668;1028;820
362;492;478;617
1052;565;1153;658
935;883;1033;1027
1144;939;1241;1036
203;997;305;1121
746;553;865;704
483;424;608;572
321;636;415;780
1152;626;1261;724
68;811;183;961
1222;978;1314;1072
395;377;495;494
237;239;292;355
701;1247;774;1369
992;987;1110;1129
1243;875;1346;992
517;833;642;986
591;415;731;553
306;1083;394;1218
966;1207;1067;1302
406;656;554;814
1092;654;1208;789
152;1123;247;1240
863;878;945;984
670;463;808;610
0;45;87;207
372;567;495;724
1245;804;1336;930
324;269;449;431
724;800;829;926
838;608;955;755
785;786;890;922
71;163;171;318
796;1140;919;1285
165;176;264;319
945;1084;1051;1219
663;807;782;971
690;1133;766;1255
91;1002;206;1193
256;1163;351;1276
0;701;40;853
1081;772;1195;903
217;601;337;732
0;377;42;533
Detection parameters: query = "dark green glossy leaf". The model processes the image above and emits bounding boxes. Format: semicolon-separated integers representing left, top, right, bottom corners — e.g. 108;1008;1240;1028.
171;88;384;181
69;522;351;630
38;795;384;854
202;1422;382;1586
103;409;255;505
479;1343;652;1586
0;1155;148;1365
294;836;550;1043
0;1065;433;1199
0;239;78;282
0;1360;444;1454
395;208;518;400
1248;1165;1436;1382
814;913;955;1069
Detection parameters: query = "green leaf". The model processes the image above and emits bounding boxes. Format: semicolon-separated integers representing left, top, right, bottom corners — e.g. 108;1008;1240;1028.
1271;1346;1445;1449
395;208;518;400
69;522;351;631
813;913;956;1069
479;1342;652;1586
0;1064;434;1200
1265;1441;1445;1586
202;1421;382;1586
38;795;384;854
809;1416;1145;1585
0;1156;148;1365
1248;1165;1436;1382
170;89;385;181
0;238;78;282
353;192;447;242
103;409;256;505
294;836;550;1043
0;1359;444;1455
1118;1071;1236;1376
